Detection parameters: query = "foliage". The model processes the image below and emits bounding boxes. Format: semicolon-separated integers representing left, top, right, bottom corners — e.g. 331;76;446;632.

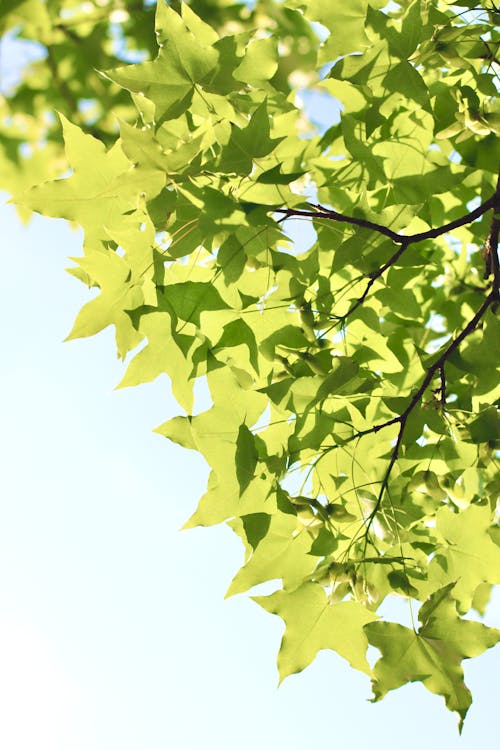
3;0;500;730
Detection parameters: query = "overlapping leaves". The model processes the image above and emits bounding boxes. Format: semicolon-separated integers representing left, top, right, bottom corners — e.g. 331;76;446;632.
7;0;500;729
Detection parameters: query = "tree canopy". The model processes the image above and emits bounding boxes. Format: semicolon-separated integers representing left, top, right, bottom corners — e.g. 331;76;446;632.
2;0;500;730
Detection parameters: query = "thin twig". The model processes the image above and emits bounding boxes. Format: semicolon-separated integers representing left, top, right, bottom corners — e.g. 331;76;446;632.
274;206;403;242
439;366;446;407
274;171;499;543
344;241;410;319
273;194;496;246
364;291;496;536
482;167;500;301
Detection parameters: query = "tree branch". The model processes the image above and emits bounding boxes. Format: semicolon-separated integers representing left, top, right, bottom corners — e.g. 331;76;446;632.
482;167;500;301
274;206;403;242
277;179;499;537
343;241;410;319
364;291;496;536
276;191;496;329
407;196;496;243
274;194;496;245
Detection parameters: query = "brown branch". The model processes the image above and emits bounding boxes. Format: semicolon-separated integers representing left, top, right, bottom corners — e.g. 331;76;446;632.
276;191;496;330
364;291;496;536
274;194;496;246
482;168;500;301
308;290;494;507
277;178;499;537
407;196;496;242
274;206;403;242
439;366;446;408
343;241;410;319
480;39;500;67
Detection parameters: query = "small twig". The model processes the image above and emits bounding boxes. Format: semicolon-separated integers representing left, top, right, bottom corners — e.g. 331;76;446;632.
274;206;405;242
274;190;497;331
408;196;496;243
482;168;500;301
364;291;496;536
274;195;496;246
343;241;410;319
274;169;499;546
480;39;500;67
439;366;446;408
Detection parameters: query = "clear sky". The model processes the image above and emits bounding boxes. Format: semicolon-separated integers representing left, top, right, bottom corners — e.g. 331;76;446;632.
1;194;500;749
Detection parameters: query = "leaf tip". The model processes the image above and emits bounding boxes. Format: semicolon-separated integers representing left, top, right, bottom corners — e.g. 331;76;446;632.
180;515;198;531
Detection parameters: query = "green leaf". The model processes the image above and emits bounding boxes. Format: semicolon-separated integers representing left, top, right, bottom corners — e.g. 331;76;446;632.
383;62;430;109
233;37;278;84
254;582;377;681
185;470;276;528
105;3;219;121
164;282;230;327
17;116;164;247
305;0;381;60
213;319;259;372
226;513;317;596
117;311;194;412
235;425;258;494
154;415;196;451
242;513;272;551
366;584;500;730
464;407;500;445
389;0;423;58
65;249;143;358
218;101;284;175
8;0;500;726
428;504;500;611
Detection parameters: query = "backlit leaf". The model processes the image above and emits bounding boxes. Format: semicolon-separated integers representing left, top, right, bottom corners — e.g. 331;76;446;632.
254;582;377;680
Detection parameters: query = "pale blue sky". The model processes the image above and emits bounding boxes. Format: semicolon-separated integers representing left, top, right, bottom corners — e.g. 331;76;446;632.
1;197;499;748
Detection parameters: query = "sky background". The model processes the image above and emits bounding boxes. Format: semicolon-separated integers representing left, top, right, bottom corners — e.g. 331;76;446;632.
1;5;500;747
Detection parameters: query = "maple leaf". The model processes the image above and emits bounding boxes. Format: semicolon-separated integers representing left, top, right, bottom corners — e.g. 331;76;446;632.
17;116;164;249
226;513;318;596
105;3;219;122
428;504;500;611
254;582;377;680
117;310;195;412
66;249;143;358
218;101;284;176
365;584;500;731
